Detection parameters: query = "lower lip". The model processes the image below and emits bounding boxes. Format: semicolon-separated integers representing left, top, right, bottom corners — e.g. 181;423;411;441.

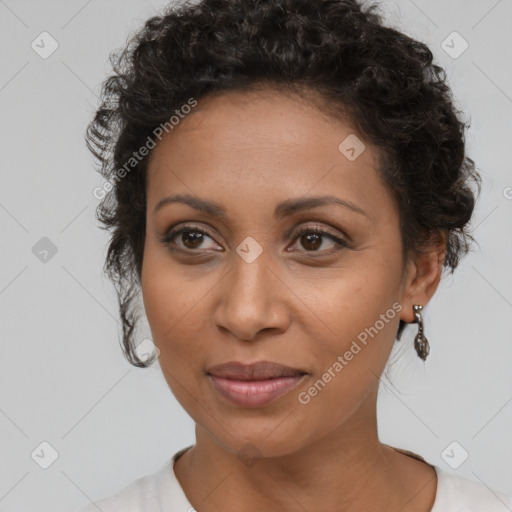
208;374;306;408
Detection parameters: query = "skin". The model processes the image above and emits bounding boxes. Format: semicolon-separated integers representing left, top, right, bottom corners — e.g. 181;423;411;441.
141;86;446;512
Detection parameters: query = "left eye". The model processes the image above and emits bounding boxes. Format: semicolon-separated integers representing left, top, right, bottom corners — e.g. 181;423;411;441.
289;227;348;253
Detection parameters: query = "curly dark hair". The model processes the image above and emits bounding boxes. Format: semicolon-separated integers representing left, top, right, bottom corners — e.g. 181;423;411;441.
86;0;481;368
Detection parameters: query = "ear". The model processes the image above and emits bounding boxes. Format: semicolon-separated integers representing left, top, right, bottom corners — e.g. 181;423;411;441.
399;231;447;323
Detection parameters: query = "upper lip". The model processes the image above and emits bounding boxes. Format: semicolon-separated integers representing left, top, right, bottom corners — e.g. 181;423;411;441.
206;361;307;380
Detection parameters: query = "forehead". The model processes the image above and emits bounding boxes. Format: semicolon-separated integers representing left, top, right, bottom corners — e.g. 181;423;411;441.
149;87;367;159
145;88;394;224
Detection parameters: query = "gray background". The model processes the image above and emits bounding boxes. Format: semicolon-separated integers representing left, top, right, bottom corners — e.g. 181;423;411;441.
0;0;511;510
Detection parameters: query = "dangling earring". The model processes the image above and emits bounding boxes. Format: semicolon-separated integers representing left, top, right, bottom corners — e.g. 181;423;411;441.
412;304;430;361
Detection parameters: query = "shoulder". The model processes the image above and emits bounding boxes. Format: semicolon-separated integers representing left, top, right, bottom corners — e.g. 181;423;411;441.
74;471;157;512
74;445;195;512
390;446;512;511
432;466;512;512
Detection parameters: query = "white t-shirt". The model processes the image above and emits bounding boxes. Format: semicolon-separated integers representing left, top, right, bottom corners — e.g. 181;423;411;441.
76;445;512;512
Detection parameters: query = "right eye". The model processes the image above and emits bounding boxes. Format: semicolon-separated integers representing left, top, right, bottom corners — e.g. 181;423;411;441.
159;224;223;254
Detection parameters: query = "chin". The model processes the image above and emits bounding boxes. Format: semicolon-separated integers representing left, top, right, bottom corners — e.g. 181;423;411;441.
199;413;315;460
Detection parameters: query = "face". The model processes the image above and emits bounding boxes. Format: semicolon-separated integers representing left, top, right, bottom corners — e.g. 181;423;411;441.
141;88;412;457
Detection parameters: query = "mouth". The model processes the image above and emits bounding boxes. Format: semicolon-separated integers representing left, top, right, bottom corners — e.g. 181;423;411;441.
206;361;308;408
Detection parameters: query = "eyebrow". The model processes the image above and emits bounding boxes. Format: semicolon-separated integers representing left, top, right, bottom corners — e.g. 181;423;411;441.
153;193;369;220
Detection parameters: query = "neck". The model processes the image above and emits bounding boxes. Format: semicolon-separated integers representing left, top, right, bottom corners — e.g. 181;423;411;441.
174;388;436;512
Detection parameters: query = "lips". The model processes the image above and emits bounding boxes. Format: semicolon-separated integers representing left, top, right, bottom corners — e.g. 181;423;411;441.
206;360;307;380
206;361;308;408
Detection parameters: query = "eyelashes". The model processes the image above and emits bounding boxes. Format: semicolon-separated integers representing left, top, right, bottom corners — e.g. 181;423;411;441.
288;226;349;254
159;223;349;257
159;224;220;253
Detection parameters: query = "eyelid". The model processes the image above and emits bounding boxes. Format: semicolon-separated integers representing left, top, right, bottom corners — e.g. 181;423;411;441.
287;225;349;254
289;223;348;243
160;223;221;249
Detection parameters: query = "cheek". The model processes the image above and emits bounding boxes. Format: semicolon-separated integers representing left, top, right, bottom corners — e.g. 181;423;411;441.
299;249;401;340
292;247;403;398
291;293;401;441
141;260;211;413
141;246;207;368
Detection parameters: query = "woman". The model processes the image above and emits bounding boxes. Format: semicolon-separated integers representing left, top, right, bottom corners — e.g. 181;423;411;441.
79;0;512;510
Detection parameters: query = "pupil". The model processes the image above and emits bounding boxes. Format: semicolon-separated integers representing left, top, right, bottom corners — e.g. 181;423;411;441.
302;233;321;250
183;231;203;248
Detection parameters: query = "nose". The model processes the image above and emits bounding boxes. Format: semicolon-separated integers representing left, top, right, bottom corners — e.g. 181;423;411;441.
212;253;290;342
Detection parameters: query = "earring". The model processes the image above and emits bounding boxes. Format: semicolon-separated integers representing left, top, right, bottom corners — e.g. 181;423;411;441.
412;304;430;361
